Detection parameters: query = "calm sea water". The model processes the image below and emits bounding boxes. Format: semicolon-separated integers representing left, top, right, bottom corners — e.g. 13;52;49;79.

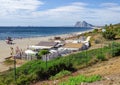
0;27;92;40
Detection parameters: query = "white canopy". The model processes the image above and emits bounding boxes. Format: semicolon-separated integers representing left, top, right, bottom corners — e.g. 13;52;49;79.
25;50;36;55
49;50;57;53
29;45;51;49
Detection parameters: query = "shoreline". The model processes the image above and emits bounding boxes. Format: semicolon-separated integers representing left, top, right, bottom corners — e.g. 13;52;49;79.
0;28;94;41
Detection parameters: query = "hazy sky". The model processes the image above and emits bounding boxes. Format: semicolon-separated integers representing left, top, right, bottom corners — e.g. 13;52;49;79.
0;0;120;26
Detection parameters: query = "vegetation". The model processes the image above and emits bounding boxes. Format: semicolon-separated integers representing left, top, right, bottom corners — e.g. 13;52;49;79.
93;29;99;33
50;70;71;80
94;39;101;44
37;50;49;57
59;75;101;85
37;49;49;59
96;54;106;61
102;24;120;40
102;30;116;40
0;58;75;85
108;42;120;57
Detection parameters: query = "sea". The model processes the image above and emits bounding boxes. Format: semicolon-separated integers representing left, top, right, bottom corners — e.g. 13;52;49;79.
0;27;93;40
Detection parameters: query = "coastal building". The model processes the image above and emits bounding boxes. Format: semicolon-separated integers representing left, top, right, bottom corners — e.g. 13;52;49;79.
23;36;91;61
29;41;58;50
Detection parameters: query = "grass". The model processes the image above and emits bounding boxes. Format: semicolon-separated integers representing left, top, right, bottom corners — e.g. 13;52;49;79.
59;75;101;85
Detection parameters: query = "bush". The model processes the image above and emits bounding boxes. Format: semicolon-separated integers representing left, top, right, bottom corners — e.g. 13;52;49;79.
50;70;71;80
94;39;101;44
108;42;120;57
93;29;99;33
15;58;75;85
96;54;107;61
37;49;49;59
102;30;116;40
38;50;49;56
59;75;101;85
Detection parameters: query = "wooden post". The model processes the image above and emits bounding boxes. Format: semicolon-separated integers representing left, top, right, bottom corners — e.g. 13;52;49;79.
10;47;16;84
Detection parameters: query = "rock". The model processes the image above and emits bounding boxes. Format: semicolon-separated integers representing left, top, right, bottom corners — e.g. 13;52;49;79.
75;21;94;28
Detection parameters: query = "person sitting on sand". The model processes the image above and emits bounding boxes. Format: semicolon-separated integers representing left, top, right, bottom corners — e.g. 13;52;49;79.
5;37;13;44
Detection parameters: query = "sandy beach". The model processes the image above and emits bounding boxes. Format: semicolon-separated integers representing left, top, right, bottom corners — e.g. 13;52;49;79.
0;29;94;72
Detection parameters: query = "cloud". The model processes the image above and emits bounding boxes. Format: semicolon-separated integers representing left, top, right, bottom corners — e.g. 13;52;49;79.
100;3;120;11
0;1;120;26
31;2;120;25
32;2;87;19
0;0;44;16
101;3;118;7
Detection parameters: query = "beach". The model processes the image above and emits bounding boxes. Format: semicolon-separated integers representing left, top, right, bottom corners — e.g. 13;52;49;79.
0;36;54;72
0;29;94;72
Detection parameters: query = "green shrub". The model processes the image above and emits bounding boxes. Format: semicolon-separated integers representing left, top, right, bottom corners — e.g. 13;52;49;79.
96;54;107;61
37;49;49;56
102;30;116;40
15;58;75;85
108;42;120;57
94;39;101;44
93;29;99;33
59;75;101;85
50;70;71;80
37;49;49;59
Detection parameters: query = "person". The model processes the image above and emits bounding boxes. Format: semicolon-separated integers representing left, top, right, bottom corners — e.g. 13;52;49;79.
6;37;13;44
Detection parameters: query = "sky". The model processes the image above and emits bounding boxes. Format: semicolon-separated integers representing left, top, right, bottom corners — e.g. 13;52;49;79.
0;0;120;26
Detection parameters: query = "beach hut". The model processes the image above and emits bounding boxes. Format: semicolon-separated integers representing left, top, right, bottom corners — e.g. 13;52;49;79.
29;41;58;50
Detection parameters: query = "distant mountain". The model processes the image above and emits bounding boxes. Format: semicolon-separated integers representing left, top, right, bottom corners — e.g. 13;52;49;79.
114;23;120;26
75;21;94;28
